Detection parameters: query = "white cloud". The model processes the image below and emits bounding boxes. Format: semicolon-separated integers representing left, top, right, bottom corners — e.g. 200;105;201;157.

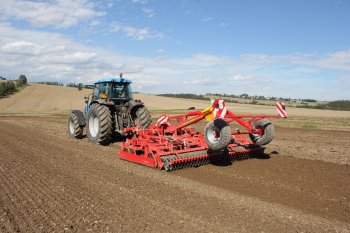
220;22;229;27
231;74;255;81
0;0;105;28
89;20;101;27
45;51;97;64
184;78;217;86
339;76;350;83
107;2;114;8
203;17;214;22
0;23;140;83
296;50;350;71
111;22;164;40
191;54;233;65
135;80;160;87
2;41;38;55
131;0;149;4
143;8;155;18
0;23;349;100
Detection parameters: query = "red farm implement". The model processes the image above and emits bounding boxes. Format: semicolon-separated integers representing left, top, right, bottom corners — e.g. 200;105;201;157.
119;99;287;171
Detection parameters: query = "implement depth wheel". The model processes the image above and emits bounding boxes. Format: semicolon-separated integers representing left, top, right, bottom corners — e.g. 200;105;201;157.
249;119;274;145
86;104;113;145
204;119;232;151
68;112;83;139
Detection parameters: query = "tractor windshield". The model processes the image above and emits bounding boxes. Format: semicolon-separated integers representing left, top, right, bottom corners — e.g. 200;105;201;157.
107;83;133;100
93;82;133;100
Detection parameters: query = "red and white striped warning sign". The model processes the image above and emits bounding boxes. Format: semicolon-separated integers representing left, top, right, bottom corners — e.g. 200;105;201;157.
276;101;287;118
156;114;169;126
213;99;228;119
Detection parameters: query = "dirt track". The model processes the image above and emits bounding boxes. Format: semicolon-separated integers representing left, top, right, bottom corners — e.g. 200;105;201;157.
0;116;349;232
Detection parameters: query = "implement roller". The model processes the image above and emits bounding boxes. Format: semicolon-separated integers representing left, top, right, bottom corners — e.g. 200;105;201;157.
119;99;287;171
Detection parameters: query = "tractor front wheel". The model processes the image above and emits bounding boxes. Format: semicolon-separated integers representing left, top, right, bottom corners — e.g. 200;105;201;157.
68;112;84;139
86;104;113;145
249;119;274;145
204;119;232;151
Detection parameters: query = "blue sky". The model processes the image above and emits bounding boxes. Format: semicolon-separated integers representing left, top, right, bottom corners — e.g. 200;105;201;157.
0;0;349;100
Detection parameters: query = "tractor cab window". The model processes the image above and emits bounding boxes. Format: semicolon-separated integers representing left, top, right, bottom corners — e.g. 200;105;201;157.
93;82;133;100
93;85;99;98
93;83;108;98
109;83;133;100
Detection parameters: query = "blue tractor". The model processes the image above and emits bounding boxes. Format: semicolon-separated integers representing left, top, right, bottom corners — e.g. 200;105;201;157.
68;74;151;145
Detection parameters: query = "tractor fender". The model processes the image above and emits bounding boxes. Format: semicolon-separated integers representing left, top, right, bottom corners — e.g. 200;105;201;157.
89;100;115;107
128;100;144;117
71;110;86;126
89;100;117;114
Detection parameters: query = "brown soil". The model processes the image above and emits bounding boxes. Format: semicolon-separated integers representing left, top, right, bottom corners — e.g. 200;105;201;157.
0;116;349;232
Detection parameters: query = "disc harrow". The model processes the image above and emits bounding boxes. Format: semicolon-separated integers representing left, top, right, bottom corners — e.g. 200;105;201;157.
119;99;287;171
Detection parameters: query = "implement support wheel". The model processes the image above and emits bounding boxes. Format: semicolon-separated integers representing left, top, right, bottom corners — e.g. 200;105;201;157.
204;118;232;151
249;119;274;145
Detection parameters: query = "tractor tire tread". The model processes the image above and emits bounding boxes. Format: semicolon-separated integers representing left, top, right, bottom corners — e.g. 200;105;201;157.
87;104;113;145
68;112;84;139
135;106;151;129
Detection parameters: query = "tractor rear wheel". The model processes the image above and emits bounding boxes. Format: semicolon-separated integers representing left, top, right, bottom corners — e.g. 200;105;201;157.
204;119;232;151
135;106;151;129
86;104;113;145
249;119;274;145
68;112;83;139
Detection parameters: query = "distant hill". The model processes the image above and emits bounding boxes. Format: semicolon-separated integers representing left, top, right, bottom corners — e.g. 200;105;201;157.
1;84;350;118
0;84;90;115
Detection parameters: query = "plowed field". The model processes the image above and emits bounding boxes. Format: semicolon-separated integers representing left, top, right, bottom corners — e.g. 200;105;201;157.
1;85;350;232
0;116;349;232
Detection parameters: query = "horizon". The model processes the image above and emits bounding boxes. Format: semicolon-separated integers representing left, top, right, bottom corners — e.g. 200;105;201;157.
23;81;342;102
0;0;349;101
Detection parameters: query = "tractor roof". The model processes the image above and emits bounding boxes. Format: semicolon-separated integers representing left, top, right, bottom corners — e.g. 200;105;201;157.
94;77;132;84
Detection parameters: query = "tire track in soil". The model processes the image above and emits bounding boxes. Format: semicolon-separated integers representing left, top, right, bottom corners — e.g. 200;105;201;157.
174;156;350;223
0;153;108;231
0;133;101;231
0;122;133;232
1;117;350;232
0;119;230;232
0;127;147;232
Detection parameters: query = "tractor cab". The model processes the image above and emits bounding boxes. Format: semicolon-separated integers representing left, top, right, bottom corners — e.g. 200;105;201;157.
92;76;133;102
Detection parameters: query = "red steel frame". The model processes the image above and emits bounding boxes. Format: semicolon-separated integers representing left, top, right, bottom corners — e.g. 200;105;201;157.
119;99;287;170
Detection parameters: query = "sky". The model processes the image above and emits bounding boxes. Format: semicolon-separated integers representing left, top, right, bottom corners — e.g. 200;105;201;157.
0;0;349;100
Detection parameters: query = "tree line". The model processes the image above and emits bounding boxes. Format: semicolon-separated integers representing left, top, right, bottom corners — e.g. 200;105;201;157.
207;93;317;102
36;82;93;89
298;100;350;111
158;93;350;111
0;75;28;96
157;93;211;101
36;81;64;86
